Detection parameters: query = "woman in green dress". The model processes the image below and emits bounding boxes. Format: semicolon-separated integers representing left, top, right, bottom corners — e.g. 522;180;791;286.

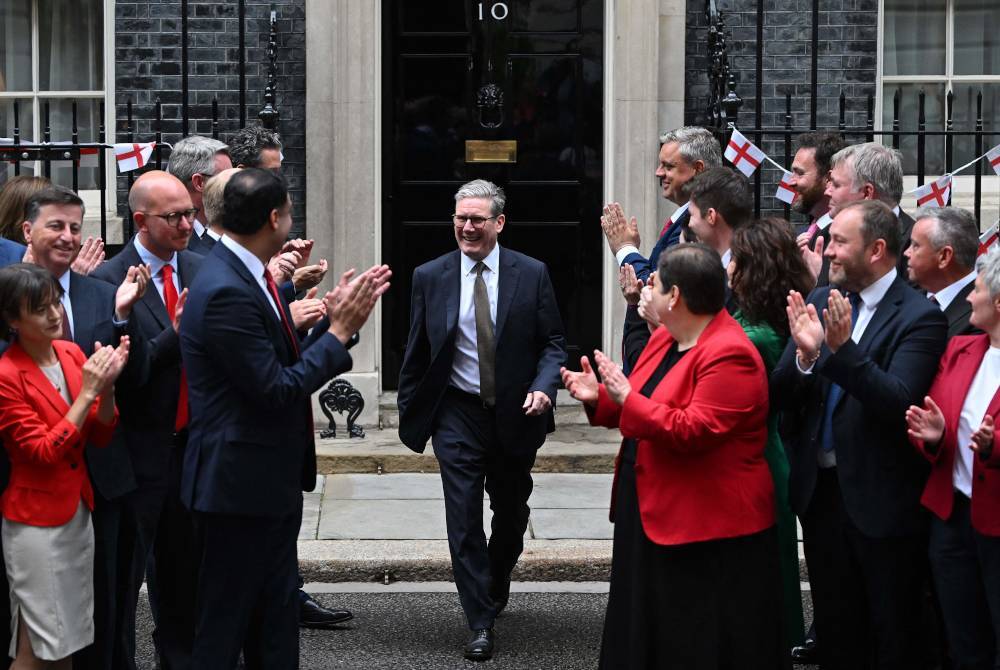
727;217;815;649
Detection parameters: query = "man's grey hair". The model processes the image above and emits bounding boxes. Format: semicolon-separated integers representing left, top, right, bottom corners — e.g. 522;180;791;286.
228;125;282;168
976;244;1000;299
915;206;980;270
166;136;230;186
830;142;904;206
454;179;506;217
658;126;723;168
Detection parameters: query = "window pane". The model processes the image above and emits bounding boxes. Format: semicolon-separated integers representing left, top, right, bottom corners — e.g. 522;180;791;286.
881;83;946;174
0;99;36;183
38;0;103;91
41;98;102;190
0;0;32;92
954;0;1000;75
883;0;946;76
950;84;1000;168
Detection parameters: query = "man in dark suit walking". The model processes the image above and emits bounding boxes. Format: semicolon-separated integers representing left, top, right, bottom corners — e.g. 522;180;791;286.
92;170;204;670
905;206;982;338
772;200;948;669
397;179;566;662
20;185;150;670
180;168;388;669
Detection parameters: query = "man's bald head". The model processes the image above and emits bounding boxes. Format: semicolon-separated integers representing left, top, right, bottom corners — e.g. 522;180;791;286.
202;167;242;230
128;170;189;212
128;170;196;261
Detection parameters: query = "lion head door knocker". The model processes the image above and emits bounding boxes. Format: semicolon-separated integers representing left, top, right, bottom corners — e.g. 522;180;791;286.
318;379;365;439
477;83;504;129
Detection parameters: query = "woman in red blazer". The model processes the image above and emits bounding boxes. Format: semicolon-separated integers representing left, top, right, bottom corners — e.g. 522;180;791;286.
562;244;784;670
0;263;128;667
906;246;1000;670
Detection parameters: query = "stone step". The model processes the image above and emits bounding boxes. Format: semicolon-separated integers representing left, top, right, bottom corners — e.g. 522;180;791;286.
316;424;620;475
376;390;591;429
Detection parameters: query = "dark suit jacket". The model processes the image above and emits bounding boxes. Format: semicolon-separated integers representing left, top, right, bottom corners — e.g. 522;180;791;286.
0;239;25;267
807;219;832;288
179;241;352;519
397;247;566;455
912;334;1000;536
67;271;145;501
620;209;689;283
186;230;217;256
943;281;979;338
897;209;916;278
771;274;948;538
91;240;203;482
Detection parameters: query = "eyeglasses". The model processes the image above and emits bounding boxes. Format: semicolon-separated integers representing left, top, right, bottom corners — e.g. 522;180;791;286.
142;208;199;227
452;214;497;228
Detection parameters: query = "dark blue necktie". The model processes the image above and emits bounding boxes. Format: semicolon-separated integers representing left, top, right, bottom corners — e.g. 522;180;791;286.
820;292;862;453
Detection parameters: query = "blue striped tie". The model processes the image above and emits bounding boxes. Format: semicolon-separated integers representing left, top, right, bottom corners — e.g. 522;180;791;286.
820;293;861;452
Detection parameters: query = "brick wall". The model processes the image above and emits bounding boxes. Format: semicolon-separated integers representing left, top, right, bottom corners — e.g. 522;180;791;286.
685;0;878;215
114;0;307;235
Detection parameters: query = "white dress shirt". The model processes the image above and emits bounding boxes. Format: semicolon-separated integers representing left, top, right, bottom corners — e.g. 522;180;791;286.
220;235;281;319
449;244;500;395
928;271;977;312
133;236;179;305
720;248;732;269
953;347;1000;497
615;202;690;267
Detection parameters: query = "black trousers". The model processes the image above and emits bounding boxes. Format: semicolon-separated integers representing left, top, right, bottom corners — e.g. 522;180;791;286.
190;508;301;670
433;388;536;630
128;436;198;670
802;468;925;670
928;492;1000;670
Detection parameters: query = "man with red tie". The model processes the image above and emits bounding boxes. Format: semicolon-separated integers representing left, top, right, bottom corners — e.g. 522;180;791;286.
92;170;204;670
179;168;389;669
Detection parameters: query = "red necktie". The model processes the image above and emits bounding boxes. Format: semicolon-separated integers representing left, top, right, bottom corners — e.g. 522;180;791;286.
161;264;188;431
658;217;672;239
263;269;300;356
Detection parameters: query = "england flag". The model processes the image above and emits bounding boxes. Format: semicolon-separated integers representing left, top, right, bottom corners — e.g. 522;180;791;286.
724;129;766;177
114;142;156;173
913;175;952;208
980;222;999;256
775;171;797;205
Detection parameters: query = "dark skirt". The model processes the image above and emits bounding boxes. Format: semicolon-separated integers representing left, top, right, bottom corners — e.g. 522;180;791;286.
599;442;789;670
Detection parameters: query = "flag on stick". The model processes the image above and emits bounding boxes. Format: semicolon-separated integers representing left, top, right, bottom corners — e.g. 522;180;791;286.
775;171;797;205
913;175;952;208
724;129;766;177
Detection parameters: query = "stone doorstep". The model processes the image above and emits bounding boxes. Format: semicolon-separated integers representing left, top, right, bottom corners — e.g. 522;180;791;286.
296;539;810;584
376;390;591;429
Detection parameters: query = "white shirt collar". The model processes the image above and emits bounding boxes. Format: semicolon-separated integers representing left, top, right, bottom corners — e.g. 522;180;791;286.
720;248;732;268
205;227;222;241
221;235;267;282
815;211;833;230
670;201;690;223
460;243;501;276
57;269;71;296
858;267;898;308
892;205;901;217
929;270;977;311
192;218;207;238
133;236;177;278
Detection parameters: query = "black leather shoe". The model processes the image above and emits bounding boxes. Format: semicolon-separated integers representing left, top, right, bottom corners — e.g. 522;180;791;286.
299;592;354;629
463;628;495;661
790;636;818;664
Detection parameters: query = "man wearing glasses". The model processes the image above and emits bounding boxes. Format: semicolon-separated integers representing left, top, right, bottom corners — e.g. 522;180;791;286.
397;179;566;661
92;170;204;670
166;135;232;254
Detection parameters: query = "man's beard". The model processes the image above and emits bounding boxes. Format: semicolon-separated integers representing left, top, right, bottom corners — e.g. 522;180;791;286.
792;183;825;215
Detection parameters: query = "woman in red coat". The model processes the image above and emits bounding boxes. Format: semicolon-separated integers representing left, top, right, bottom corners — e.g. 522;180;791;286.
906;246;1000;670
0;264;129;668
562;244;785;669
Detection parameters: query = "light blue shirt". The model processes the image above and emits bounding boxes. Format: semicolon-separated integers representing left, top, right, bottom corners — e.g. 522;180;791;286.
133;236;179;305
449;243;500;395
220;235;281;319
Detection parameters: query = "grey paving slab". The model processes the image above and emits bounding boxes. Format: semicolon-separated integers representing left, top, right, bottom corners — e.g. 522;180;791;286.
529;473;613;508
319;499;448;540
325;472;444;500
530;508;614;540
299;475;325;541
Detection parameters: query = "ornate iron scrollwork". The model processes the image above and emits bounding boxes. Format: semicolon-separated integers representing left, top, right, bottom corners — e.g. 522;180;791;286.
476;83;504;129
258;10;280;130
705;0;742;128
318;379;365;439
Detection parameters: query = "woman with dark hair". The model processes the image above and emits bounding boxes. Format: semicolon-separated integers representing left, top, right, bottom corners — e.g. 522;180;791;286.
563;244;786;669
0;263;128;668
728;216;815;649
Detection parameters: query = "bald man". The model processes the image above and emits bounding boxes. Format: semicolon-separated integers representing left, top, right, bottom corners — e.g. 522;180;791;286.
92;170;205;670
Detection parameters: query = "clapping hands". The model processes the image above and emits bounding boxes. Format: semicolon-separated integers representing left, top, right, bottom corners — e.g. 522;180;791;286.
324;264;392;344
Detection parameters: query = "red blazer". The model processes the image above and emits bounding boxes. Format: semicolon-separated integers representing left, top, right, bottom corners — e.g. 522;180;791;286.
911;334;1000;536
0;340;117;526
590;310;775;546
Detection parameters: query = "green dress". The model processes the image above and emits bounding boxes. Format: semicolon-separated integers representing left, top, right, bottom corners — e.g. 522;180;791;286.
733;310;805;648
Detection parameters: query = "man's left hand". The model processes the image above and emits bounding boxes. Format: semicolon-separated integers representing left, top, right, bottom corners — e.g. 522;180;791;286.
522;391;552;416
293;259;328;292
115;264;151;320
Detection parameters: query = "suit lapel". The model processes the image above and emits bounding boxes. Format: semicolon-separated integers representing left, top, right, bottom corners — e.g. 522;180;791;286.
215;243;289;354
444;251;460;334
494;247;520;343
947;337;990;424
9;342;70;415
55;341;83;404
69;272;98;355
122;240;172;331
944;282;974;334
856;277;905;351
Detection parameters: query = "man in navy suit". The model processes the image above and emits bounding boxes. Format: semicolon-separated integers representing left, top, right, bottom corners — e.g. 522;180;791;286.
20;186;150;670
92;170;204;670
180;168;388;669
772;200;948;669
397;179;566;661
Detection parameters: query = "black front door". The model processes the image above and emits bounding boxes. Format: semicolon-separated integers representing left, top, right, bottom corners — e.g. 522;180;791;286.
381;0;604;388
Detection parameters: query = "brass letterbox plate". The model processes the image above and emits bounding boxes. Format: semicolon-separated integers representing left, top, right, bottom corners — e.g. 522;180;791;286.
465;140;517;163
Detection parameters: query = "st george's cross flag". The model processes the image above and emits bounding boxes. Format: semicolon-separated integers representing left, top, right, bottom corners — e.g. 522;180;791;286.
724;129;766;177
980;222;999;256
114;142;156;173
914;175;952;208
987;144;1000;177
775;171;797;205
